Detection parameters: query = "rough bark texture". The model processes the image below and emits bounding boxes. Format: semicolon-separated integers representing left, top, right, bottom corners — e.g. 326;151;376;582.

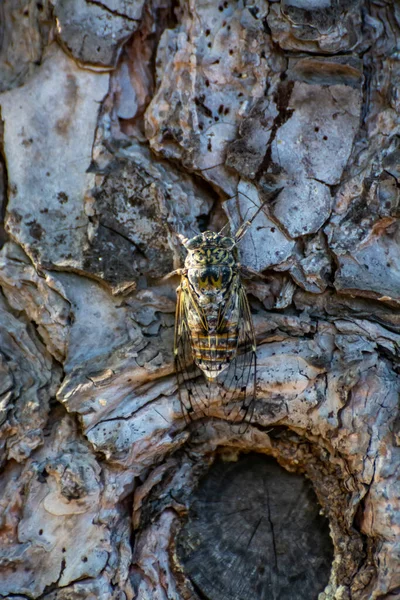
0;1;399;599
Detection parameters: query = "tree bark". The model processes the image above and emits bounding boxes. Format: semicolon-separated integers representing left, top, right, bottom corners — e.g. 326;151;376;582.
0;1;399;599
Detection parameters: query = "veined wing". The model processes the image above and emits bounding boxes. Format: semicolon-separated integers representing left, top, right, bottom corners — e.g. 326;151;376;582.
175;274;257;429
216;279;257;430
174;277;212;421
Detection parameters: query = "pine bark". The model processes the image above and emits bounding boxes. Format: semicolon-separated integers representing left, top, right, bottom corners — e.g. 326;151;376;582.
0;1;399;599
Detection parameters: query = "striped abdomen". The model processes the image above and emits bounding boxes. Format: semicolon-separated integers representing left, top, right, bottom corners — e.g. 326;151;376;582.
186;269;240;379
190;326;239;379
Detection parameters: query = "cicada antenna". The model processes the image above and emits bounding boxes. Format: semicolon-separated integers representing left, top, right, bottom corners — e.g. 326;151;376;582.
218;188;273;237
217;221;231;236
188;222;198;236
230;187;283;244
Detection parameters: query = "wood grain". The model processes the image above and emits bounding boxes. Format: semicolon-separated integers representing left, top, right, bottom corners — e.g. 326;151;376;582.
177;454;333;600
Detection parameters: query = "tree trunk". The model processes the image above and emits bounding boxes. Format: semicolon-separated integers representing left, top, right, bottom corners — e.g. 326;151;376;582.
0;1;399;599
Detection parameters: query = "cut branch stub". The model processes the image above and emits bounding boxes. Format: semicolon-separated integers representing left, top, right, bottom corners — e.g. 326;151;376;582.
176;453;333;600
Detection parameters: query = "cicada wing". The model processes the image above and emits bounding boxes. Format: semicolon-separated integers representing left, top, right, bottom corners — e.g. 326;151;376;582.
216;281;257;430
174;280;213;421
175;275;256;429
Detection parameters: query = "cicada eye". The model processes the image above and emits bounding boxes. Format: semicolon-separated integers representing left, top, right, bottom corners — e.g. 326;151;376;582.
186;235;203;249
220;237;235;249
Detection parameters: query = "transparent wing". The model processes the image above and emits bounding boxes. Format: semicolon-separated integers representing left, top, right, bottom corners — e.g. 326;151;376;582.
174;280;212;421
175;276;257;430
216;281;257;430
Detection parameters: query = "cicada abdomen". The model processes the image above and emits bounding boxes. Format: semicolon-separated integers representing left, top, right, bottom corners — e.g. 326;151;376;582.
173;202;267;427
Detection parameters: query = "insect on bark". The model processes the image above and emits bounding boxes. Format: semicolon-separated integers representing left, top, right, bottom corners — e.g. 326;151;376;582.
167;191;281;427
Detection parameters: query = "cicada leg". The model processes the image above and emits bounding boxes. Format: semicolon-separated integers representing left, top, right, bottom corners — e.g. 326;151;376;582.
160;268;187;281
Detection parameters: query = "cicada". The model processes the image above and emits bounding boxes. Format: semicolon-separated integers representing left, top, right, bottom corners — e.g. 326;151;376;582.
169;197;273;427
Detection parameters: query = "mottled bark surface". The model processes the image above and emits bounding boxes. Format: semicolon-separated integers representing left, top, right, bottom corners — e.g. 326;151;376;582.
0;1;399;599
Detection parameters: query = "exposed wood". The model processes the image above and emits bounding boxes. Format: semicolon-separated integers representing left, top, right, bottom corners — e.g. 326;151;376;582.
177;453;333;600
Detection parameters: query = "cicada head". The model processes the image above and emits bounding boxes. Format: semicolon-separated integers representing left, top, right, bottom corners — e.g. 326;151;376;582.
184;231;233;249
183;231;236;267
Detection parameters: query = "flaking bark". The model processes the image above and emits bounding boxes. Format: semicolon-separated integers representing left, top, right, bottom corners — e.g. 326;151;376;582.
0;1;399;599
